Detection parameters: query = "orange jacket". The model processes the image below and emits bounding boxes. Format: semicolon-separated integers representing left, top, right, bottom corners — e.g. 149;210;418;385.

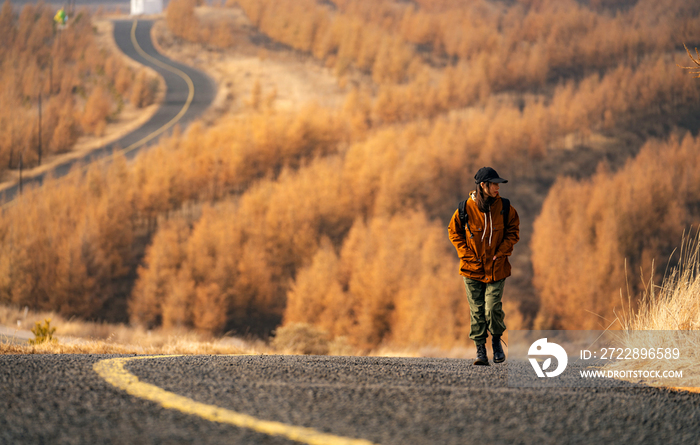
448;193;520;283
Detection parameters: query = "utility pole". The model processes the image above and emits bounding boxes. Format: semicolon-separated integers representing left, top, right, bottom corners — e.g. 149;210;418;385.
38;93;42;166
18;152;22;195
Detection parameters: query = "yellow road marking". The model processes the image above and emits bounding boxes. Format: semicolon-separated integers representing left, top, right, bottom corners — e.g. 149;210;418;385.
93;356;378;445
123;20;195;155
1;20;196;211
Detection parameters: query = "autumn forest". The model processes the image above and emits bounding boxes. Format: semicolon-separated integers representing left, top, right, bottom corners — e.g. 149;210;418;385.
1;0;699;350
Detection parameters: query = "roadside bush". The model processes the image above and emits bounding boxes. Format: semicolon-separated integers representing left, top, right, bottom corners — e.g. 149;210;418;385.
130;70;158;108
29;318;56;345
270;323;330;355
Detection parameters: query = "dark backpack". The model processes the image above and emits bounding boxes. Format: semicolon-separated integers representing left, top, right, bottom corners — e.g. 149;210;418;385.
458;197;510;239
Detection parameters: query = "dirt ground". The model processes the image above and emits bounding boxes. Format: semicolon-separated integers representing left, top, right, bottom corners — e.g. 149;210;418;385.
151;5;348;125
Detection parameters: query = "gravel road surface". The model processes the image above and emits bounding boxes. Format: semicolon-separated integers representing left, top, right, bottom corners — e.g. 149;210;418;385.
1;354;698;444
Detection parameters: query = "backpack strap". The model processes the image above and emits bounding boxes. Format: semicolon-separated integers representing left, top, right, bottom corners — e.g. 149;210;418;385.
458;199;474;239
500;198;510;231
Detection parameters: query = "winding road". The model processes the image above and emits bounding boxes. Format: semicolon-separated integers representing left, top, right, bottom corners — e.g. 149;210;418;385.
1;17;699;445
1;354;699;444
0;19;215;205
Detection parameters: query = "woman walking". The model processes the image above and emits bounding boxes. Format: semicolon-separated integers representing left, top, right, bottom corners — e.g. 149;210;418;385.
448;167;520;365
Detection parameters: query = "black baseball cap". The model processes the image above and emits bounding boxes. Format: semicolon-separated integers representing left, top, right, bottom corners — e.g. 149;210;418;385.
474;167;508;184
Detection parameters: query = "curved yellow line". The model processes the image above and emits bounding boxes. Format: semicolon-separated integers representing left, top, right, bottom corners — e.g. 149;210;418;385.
93;356;377;445
123;19;195;154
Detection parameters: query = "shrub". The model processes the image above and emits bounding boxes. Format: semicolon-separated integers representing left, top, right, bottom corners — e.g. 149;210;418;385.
29;318;56;345
130;71;158;108
270;323;330;355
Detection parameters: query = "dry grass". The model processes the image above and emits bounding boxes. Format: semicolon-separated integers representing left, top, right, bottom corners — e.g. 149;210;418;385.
624;231;700;331
678;44;700;78
608;232;700;390
1;298;486;359
0;304;265;355
0;338;256;355
0;305;432;358
0;305;365;356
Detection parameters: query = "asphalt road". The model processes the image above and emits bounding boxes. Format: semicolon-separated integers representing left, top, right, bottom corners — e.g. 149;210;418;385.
1;354;699;444
0;19;215;204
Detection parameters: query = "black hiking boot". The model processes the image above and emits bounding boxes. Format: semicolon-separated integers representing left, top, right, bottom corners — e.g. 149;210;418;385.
474;344;490;366
492;335;506;363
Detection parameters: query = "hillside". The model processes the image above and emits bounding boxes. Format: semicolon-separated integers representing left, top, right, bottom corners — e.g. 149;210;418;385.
0;1;161;192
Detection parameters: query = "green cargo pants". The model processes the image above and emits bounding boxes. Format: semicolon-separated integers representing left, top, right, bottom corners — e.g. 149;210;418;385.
463;277;506;345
